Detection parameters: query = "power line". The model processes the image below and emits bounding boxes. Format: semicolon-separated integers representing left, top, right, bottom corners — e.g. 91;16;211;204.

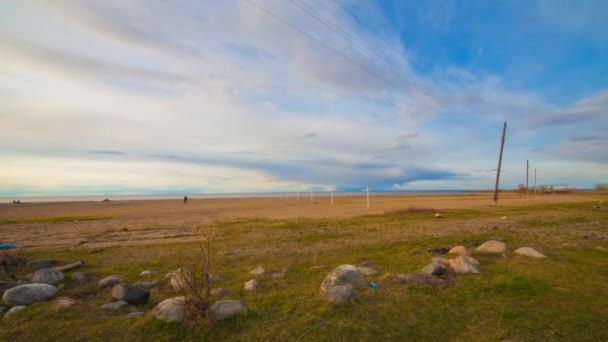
288;0;433;98
242;0;402;92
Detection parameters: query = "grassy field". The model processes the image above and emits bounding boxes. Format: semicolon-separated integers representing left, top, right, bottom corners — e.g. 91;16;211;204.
1;199;607;341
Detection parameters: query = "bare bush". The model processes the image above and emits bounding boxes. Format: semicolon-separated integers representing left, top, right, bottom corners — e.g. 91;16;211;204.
388;206;437;215
594;183;608;191
175;225;219;324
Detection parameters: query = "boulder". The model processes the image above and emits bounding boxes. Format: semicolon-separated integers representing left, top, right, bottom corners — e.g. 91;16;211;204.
449;256;481;275
100;300;128;310
168;269;194;291
27;259;55;270
448;246;472;257
320;265;367;293
111;284;150;305
514;247;546;258
244;279;257;291
31;268;65;285
133;280;163;289
323;285;353;305
4;305;26;318
98;275;122;289
2;284;57;306
394;273;455;287
54;297;76;309
250;266;266;276
71;272;100;283
0;280;27;298
153;297;187;323
356;267;378;276
421;263;448;276
476;240;509;254
210;300;248;320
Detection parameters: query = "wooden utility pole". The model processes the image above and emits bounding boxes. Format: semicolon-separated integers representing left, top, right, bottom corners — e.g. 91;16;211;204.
526;160;529;197
534;168;537;195
493;121;507;204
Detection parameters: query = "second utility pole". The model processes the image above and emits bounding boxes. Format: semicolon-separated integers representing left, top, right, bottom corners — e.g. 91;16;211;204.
493;121;507;204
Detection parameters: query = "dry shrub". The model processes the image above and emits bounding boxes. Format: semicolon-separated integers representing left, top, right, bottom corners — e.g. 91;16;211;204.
175;225;219;324
1;250;28;280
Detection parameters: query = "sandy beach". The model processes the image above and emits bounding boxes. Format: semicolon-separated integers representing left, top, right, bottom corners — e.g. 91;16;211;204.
1;192;605;249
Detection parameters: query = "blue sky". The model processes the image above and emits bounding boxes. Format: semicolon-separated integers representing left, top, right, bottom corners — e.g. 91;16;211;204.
1;0;607;196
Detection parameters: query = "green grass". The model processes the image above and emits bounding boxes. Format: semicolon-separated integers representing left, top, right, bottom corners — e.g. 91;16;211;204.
0;214;114;225
1;201;607;341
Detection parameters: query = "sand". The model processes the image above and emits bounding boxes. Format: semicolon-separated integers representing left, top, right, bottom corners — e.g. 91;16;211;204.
0;192;604;249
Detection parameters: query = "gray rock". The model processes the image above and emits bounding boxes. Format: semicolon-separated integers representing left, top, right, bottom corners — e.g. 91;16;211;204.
71;272;100;283
210;300;248;320
270;273;283;279
394;273;456;287
4;305;26;318
168;269;194;291
244;279;257;291
53;297;76;309
31;268;65;285
100;300;128;310
421;263;448;276
0;280;27;298
356;267;378;276
448;246;472;256
210;287;226;296
128;311;145;318
27;259;55;270
476;240;509;254
250;266;266;276
133;280;163;289
153;297;187;323
111;284;150;305
139;270;152;277
449;256;482;275
2;283;57;306
514;247;546;258
323;285;353;305
98;275;122;289
320;265;367;293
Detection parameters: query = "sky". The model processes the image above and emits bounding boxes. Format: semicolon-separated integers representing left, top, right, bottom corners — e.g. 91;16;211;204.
1;0;607;196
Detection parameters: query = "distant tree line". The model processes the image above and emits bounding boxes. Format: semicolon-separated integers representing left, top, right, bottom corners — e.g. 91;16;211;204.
516;184;574;193
595;183;608;191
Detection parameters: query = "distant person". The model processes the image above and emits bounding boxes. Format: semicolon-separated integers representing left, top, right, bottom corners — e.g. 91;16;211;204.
184;196;188;204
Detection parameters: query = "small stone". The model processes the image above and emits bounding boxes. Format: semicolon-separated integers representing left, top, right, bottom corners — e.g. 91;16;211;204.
323;285;353;305
244;279;257;291
210;287;226;296
133;280;163;289
356;267;378;276
71;272;100;283
270;273;283;279
2;284;57;306
4;305;26;318
394;273;455;287
168;269;194;291
595;246;608;252
250;266;266;276
434;213;442;218
210;300;248;320
449;256;482;275
128;311;145;318
153;297;187;323
27;259;55;270
98;275;122;289
514;247;546;258
448;246;472;257
476;240;509;254
139;270;152;277
31;268;65;285
111;284;150;305
501;216;507;220
100;300;128;310
320;265;367;293
210;274;222;282
54;297;76;309
421;263;448;276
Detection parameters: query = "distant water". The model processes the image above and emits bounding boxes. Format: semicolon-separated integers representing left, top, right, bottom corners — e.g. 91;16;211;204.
0;190;470;204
